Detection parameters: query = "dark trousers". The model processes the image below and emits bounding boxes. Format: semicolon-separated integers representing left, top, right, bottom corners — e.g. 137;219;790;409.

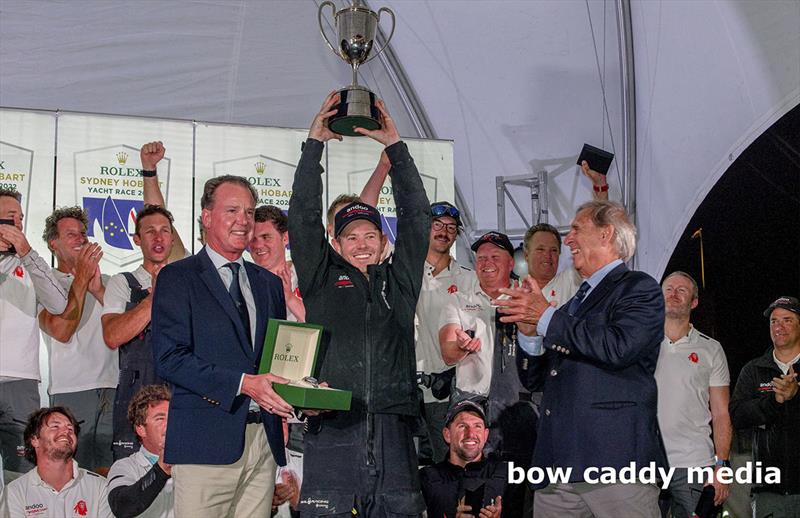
0;379;39;473
112;361;162;460
300;412;425;517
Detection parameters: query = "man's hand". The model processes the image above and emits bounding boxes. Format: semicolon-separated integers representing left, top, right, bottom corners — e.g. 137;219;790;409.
494;276;553;331
709;468;730;506
140;141;165;171
455;329;482;354
773;366;798;403
272;470;300;510
74;243;103;286
0;224;31;257
456;495;501;518
308;91;344;143
241;373;294;418
580;159;608;198
87;263;105;302
479;496;502;518
353;99;401;147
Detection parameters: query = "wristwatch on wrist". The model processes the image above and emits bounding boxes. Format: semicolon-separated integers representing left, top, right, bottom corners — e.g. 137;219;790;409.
715;459;731;468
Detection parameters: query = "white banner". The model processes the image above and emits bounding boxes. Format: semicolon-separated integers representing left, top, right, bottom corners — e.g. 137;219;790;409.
56;114;194;274
0;109;56;259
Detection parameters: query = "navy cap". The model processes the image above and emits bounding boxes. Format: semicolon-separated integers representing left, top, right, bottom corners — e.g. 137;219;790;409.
471;231;514;256
445;399;488;426
763;296;800;318
334;202;382;238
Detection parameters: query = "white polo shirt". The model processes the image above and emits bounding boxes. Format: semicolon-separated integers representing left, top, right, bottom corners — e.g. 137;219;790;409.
0;460;113;518
286;262;301;323
102;265;151;317
0;251;68;382
439;284;496;396
42;271;118;395
416;259;479;403
654;325;730;468
106;447;173;518
541;266;582;308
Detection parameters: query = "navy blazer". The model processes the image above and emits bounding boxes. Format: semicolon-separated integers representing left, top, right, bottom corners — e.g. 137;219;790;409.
152;248;287;466
532;263;666;486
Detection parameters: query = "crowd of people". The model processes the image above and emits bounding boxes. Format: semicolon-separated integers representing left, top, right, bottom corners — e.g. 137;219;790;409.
0;93;797;518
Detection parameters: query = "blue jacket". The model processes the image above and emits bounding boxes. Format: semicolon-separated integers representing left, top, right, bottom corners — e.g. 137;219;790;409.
152;248;287;466
532;263;667;486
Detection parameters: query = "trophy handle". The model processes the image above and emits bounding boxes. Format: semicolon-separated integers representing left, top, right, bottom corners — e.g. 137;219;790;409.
363;6;396;65
317;1;341;59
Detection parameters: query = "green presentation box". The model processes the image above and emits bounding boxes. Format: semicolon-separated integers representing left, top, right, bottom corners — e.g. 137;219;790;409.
258;319;351;411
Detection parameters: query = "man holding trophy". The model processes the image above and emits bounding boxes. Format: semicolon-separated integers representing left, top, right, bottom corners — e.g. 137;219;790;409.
288;89;430;516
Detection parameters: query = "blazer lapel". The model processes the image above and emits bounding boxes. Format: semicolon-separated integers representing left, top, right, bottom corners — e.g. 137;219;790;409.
197;249;253;357
574;263;628;317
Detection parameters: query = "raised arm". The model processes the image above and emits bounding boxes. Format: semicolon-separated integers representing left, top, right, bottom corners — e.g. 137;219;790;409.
288;92;342;296
354;100;431;301
359;151;391;207
140;141;186;263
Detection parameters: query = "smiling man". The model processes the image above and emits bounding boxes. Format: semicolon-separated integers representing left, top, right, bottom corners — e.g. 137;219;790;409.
505;200;666;517
152;174;290;517
249;205;304;322
0;407;113;518
420;400;503;518
0;188;67;474
438;231;537;516
38;207;118;473
288;93;430;516
730;296;800;517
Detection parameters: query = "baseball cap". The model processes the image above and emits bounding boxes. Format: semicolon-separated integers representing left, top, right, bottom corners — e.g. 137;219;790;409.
334;202;382;238
430;201;462;227
763;296;800;318
444;399;488;426
470;231;514;256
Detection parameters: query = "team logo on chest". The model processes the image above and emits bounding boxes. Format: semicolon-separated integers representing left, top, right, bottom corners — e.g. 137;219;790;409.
688;352;699;363
73;500;88;516
335;274;354;288
447;284;457;294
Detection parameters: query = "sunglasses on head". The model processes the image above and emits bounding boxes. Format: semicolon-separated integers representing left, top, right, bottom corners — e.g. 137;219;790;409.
431;203;460;219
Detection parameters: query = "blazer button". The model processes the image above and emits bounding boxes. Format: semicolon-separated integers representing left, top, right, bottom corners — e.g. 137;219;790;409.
545;409;551;416
550;369;557;377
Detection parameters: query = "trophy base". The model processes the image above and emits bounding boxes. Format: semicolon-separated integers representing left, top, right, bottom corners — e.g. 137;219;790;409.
329;87;381;137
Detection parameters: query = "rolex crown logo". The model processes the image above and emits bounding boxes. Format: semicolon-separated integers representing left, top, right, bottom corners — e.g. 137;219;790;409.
116;152;128;165
285;343;292;353
254;161;266;174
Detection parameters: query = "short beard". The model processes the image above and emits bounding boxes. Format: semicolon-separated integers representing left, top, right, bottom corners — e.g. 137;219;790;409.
45;444;75;463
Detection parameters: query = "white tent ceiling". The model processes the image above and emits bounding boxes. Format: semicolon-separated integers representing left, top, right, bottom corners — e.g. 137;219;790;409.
1;0;798;277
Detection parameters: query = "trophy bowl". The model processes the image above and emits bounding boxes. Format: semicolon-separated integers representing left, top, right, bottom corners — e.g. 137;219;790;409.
318;1;395;137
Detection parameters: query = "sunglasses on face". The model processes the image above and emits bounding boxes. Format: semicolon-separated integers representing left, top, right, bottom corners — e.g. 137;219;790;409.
432;220;458;234
431;204;460;219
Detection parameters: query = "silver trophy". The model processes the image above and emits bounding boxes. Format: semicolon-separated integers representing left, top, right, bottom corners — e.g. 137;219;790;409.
318;0;395;137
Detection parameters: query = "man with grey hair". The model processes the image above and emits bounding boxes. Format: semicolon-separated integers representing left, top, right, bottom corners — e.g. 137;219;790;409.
656;271;731;516
499;200;666;517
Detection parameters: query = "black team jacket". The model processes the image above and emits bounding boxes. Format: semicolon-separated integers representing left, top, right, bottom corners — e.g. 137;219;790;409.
288;138;430;416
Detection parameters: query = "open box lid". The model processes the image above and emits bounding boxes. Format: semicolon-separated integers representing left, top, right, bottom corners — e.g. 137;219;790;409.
258;319;324;381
